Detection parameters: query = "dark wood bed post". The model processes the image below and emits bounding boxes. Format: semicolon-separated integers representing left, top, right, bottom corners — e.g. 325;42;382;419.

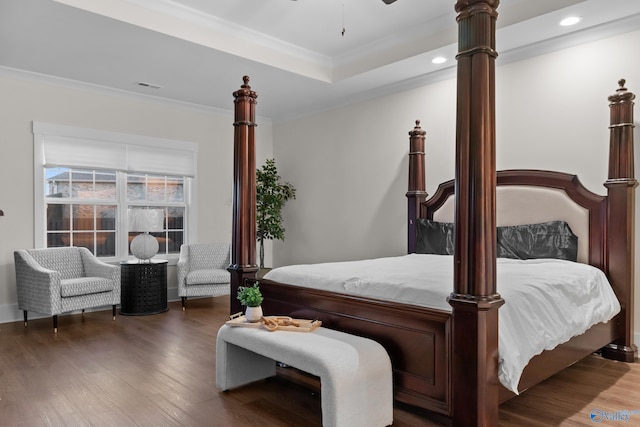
228;76;259;315
449;1;504;426
602;79;638;362
406;120;427;253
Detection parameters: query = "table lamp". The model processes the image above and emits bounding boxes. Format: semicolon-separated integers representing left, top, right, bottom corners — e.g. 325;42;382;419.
128;208;163;261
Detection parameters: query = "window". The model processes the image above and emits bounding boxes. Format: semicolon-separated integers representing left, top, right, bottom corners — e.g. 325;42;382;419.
126;173;186;255
45;168;118;256
34;123;198;260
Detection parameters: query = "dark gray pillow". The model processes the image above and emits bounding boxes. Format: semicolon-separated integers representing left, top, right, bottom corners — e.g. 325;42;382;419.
496;220;578;262
416;219;455;255
416;219;578;261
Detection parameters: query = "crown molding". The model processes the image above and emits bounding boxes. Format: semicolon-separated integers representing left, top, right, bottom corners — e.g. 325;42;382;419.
52;0;332;82
0;65;280;124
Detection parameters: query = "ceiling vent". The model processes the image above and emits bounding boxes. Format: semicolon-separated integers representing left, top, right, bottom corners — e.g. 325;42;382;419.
136;81;163;89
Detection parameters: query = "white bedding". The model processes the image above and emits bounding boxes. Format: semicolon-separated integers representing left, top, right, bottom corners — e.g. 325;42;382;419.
264;254;620;394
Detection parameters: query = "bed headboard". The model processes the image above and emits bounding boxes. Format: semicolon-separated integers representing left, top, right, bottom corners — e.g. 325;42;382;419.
422;170;606;266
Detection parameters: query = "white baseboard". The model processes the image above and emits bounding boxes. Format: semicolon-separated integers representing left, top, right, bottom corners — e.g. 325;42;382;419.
0;288;180;325
0;303;24;324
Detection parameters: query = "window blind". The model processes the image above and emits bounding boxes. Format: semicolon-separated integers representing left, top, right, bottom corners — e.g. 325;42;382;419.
34;122;197;177
42;135;128;171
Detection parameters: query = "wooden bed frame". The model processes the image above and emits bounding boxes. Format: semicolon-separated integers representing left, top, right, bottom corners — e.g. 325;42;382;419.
227;1;637;425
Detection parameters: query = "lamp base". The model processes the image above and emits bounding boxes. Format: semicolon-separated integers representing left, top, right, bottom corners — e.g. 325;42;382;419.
130;233;159;261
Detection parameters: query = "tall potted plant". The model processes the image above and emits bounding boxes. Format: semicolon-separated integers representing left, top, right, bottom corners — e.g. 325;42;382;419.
256;158;296;270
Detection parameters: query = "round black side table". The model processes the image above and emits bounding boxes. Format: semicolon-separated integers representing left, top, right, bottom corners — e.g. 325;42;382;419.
120;259;168;315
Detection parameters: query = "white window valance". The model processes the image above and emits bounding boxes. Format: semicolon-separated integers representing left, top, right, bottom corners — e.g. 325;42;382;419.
34;122;197;177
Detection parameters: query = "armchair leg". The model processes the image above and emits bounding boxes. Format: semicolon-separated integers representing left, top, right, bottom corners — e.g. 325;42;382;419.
23;311;27;327
182;297;186;311
82;309;85;317
53;315;58;334
112;305;116;320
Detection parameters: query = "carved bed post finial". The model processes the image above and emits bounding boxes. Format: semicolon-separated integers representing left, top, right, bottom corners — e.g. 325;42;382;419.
603;79;637;362
229;75;259;315
450;1;504;425
607;78;635;180
406;120;428;253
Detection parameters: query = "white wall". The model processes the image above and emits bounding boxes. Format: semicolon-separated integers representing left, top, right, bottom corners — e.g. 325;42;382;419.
271;79;457;264
272;30;640;340
0;71;273;322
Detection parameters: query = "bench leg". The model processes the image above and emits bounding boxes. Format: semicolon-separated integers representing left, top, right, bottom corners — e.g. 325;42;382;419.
216;339;275;391
318;336;394;427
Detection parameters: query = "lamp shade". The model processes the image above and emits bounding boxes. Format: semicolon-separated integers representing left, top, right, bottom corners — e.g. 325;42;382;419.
128;209;163;232
128;209;163;260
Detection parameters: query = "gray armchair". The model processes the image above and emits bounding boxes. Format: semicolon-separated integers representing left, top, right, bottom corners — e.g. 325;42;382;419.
14;247;120;333
177;243;231;310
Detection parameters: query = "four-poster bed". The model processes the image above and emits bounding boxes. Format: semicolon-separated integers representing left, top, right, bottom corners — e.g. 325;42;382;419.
228;1;637;425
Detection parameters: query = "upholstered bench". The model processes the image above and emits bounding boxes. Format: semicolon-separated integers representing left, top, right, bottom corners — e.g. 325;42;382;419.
216;324;393;427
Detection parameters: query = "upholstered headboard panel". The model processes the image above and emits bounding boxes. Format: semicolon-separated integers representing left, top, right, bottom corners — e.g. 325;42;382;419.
432;186;589;263
422;171;608;266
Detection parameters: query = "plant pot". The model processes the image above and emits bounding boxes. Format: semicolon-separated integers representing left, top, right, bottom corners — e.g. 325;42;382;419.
245;306;263;323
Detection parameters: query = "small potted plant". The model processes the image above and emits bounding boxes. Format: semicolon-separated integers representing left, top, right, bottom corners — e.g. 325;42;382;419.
237;281;264;322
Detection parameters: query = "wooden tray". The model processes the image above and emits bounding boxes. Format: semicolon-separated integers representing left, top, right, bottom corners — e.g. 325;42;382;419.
226;315;322;332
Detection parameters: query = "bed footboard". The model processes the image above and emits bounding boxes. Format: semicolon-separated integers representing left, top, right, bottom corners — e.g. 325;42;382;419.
258;279;453;416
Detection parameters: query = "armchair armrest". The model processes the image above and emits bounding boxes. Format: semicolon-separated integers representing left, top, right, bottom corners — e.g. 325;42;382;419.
14;250;61;314
177;247;189;286
79;247;120;284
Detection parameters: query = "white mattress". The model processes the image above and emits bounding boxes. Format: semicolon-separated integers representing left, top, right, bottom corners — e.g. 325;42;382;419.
264;254;620;394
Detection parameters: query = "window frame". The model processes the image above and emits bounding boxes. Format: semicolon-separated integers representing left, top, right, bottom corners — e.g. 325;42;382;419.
33;122;199;263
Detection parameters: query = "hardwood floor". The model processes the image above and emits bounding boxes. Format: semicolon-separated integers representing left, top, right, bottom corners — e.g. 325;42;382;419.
0;296;638;426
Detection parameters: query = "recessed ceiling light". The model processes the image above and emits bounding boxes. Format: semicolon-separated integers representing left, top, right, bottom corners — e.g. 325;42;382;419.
432;56;447;65
560;16;581;27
